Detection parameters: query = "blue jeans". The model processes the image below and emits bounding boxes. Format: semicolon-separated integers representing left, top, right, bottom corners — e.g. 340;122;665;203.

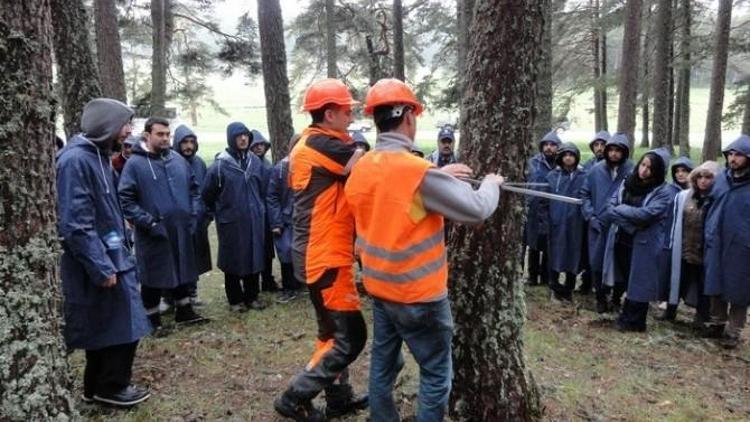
369;298;454;422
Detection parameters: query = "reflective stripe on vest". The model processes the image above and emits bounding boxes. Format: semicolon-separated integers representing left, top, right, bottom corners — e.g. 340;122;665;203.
345;149;448;303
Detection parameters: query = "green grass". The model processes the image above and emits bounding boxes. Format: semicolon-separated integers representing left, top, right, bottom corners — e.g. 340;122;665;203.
70;229;750;420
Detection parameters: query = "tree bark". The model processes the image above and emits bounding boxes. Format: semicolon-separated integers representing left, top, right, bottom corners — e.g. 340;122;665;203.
617;0;643;150
0;1;78;419
457;0;475;131
449;1;543;420
600;27;608;131
592;0;605;132
534;0;553;144
94;0;127;102
151;0;173;116
258;0;295;161
640;1;652;149
701;0;732;161
651;0;672;149
50;0;103;137
325;0;337;78
393;0;405;81
673;0;690;156
742;87;750;135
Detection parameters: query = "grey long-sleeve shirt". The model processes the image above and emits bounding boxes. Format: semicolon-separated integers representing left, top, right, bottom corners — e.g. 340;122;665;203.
374;132;500;224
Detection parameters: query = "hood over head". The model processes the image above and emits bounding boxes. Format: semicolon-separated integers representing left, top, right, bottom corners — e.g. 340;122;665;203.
81;98;134;149
589;130;610;151
722;134;750;158
555;142;581;167
688;161;720;190
640;147;671;182
670;156;694;184
604;132;631;161
249;129;271;149
538;130;562;151
172;124;198;152
226;122;252;151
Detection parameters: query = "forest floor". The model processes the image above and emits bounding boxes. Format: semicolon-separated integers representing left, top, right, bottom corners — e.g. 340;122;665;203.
72;234;750;421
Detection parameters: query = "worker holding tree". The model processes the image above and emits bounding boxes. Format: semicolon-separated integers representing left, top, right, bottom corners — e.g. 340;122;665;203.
345;78;503;422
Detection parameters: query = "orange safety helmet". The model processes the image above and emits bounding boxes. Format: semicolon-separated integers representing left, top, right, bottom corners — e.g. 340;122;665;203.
363;78;424;116
302;79;361;112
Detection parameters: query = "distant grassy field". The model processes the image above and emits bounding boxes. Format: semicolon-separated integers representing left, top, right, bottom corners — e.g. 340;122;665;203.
176;75;737;165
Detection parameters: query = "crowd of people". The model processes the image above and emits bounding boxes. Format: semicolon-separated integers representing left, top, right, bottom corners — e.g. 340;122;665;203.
53;76;748;420
524;129;750;347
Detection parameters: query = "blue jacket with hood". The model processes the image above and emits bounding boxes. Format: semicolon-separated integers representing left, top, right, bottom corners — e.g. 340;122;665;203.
266;157;294;263
580;133;634;272
118;138;200;289
524;130;562;249
201;122;266;275
546;143;587;273
704;134;750;306
583;130;610;171
56;98;150;350
172;124;212;275
601;148;675;302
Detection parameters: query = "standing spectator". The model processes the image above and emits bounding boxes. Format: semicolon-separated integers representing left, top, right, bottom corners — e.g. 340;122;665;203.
250;129;280;293
202;122;267;312
703;134;750;349
524;130;561;286
119;118;207;331
601;148;674;332
427;126;459;167
581;133;634;313
57;98;151;406
173;124;212;304
546;143;587;302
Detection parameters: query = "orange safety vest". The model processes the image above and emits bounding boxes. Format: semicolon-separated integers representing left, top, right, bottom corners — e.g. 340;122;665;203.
345;149;448;303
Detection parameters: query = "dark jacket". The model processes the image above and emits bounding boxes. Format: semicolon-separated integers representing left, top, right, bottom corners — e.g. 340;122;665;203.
119;141;200;289
202;122;266;276
173;124;212;275
704;134;750;306
546;143;587;273
56;99;150;350
524;130;562;249
580;133;634;272
601;148;674;302
267;157;294;263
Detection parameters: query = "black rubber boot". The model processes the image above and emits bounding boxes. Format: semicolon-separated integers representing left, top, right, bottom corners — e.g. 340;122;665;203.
274;390;324;422
324;384;368;418
175;304;209;325
656;304;677;321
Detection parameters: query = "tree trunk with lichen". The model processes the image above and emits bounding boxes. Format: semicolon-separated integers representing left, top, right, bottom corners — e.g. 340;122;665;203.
258;0;295;161
326;0;337;78
617;0;643;150
651;0;672;149
393;0;405;81
50;0;103;137
701;0;732;161
0;1;79;420
534;0;553;144
151;0;173;116
449;1;543;420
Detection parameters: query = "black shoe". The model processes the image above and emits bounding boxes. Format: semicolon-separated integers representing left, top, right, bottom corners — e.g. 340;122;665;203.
175;305;209;325
274;391;325;422
656;304;677;321
93;385;150;407
700;323;725;339
246;300;267;310
615;320;646;333
596;300;609;314
325;384;368;418
276;291;298;304
720;335;742;350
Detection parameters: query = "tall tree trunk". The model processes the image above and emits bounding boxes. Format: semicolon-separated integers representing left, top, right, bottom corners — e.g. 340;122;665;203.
673;0;690;156
592;0;605;132
742;86;750;135
449;1;543;420
258;0;295;161
50;0;103;137
150;0;173;116
600;27;609;131
94;0;127;102
666;35;675;153
639;1;653;148
325;0;337;78
701;0;732;161
0;1;78;419
651;0;672;148
393;0;405;81
534;0;553;143
617;0;643;150
457;0;475;131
